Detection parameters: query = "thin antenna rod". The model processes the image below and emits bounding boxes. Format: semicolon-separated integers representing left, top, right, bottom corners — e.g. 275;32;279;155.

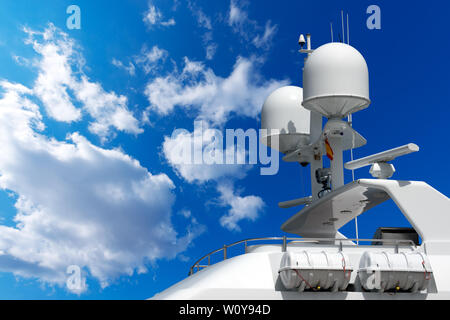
348;116;355;182
347;13;350;45
330;22;334;42
348;113;359;244
341;10;345;43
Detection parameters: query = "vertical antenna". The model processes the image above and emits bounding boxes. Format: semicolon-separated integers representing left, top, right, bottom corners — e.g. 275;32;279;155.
341;10;345;43
348;113;359;244
345;12;358;244
306;33;311;51
348;115;355;182
330;22;334;42
347;13;350;44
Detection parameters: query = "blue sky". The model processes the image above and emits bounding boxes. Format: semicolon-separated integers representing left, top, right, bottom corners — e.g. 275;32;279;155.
0;0;447;299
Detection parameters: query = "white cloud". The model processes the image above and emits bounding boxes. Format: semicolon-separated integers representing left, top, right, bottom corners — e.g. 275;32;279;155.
112;58;136;76
0;81;202;291
187;2;217;60
145;56;288;125
25;24;81;123
205;42;217;60
134;45;168;74
217;182;265;232
12;54;32;67
144;4;162;25
228;0;248;28
162;123;266;232
253;21;278;49
160;18;176;27
188;1;212;30
162;124;249;184
73;76;142;142
143;2;176;28
21;24;142;141
227;1;277;50
178;209;191;218
111;45;168;76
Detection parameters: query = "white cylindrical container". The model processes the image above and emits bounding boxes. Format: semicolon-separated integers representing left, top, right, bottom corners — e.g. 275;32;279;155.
302;43;370;118
279;251;352;292
358;251;433;293
261;86;311;154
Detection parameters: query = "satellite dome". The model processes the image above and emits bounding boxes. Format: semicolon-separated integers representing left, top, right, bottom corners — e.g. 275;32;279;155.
302;43;370;118
261;86;310;154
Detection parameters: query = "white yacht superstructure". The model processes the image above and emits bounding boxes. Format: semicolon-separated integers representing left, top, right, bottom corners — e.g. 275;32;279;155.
152;33;450;300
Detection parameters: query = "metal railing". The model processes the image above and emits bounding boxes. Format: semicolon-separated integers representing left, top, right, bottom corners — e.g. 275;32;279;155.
188;236;417;276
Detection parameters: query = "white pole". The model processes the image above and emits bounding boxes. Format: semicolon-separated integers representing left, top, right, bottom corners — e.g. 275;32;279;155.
329;135;344;190
347;14;350;45
348;114;359;245
309;111;323;200
306;33;311;51
348;115;355;181
330;22;334;42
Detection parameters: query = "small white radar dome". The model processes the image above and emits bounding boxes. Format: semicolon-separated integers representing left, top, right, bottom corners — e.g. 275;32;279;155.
302;43;370;118
261;86;311;154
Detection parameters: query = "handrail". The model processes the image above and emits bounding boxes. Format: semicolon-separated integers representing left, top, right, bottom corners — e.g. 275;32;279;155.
188;236;417;276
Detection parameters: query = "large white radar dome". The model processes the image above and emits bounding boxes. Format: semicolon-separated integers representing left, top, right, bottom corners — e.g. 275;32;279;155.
302;43;370;118
261;86;310;154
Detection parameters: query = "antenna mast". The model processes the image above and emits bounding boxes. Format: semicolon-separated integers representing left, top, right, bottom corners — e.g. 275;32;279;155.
330;22;334;42
345;11;359;244
347;13;350;45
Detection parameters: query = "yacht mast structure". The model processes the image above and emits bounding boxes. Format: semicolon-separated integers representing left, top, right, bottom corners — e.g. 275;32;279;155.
153;22;450;300
265;33;418;214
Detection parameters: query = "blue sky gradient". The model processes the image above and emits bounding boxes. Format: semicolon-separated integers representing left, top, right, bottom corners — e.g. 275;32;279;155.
0;0;447;299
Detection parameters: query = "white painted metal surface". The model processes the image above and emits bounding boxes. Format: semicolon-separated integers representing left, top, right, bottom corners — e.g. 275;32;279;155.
281;180;390;238
323;119;366;151
345;143;419;170
358;251;432;292
369;162;396;179
302;43;370;118
279;251;352;291
261;86;311;154
278;196;312;209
